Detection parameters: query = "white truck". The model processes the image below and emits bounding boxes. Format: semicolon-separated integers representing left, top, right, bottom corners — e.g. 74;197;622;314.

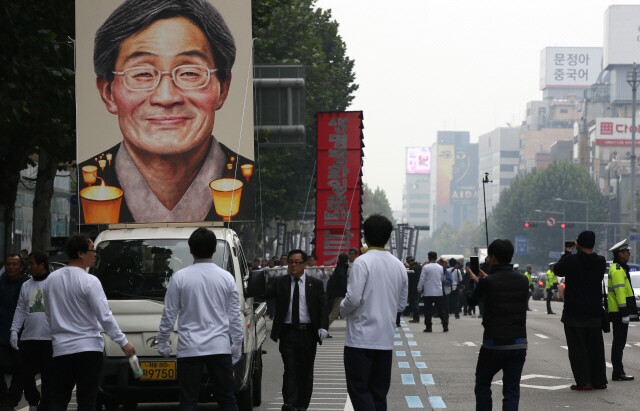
90;224;267;410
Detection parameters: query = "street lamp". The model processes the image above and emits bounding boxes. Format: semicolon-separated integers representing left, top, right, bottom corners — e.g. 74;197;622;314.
628;63;639;264
554;197;589;230
534;209;566;247
482;173;492;248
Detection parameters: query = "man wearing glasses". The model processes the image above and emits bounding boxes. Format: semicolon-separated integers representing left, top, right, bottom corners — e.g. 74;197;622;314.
78;0;254;223
44;234;136;410
265;249;329;411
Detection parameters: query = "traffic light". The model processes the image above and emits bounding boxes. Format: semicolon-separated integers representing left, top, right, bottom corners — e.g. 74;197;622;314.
560;223;566;229
524;222;537;228
524;222;530;228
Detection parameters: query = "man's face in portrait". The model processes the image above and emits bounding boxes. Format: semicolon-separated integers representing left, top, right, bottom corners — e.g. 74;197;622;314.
97;16;231;157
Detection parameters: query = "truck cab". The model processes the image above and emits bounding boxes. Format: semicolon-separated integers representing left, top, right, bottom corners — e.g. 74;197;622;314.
91;225;266;410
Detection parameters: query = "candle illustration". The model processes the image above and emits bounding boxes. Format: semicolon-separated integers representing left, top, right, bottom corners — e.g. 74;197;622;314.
240;164;253;181
209;178;243;221
80;178;123;224
98;159;107;171
81;165;98;185
106;153;113;165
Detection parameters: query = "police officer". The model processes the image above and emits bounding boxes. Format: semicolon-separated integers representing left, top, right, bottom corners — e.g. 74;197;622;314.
546;263;558;314
608;239;637;381
524;265;534;311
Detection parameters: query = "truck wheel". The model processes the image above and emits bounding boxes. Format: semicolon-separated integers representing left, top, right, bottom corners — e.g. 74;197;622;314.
252;350;263;406
236;375;253;411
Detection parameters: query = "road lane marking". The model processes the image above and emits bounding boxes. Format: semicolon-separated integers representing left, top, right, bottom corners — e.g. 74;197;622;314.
561;346;568;350
406;333;414;338
395;333;401;338
408;341;418;346
401;374;416;385
398;362;410;368
420;374;435;385
462;341;477;346
428;396;447;408
394;341;403;346
405;396;424;408
535;334;549;339
415;362;428;369
396;351;406;356
403;327;410;331
411;351;421;356
606;362;613;368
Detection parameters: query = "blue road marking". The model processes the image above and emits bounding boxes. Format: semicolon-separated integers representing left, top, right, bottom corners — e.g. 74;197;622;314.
415;362;427;368
402;327;410;331
405;396;424;408
405;333;414;338
396;351;406;357
411;351;421;356
408;340;417;346
420;374;434;385
429;396;446;408
394;333;401;338
394;341;403;346
401;374;416;385
398;362;410;368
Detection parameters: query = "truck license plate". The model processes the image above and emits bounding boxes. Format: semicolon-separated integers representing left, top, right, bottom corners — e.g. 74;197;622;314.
140;360;176;380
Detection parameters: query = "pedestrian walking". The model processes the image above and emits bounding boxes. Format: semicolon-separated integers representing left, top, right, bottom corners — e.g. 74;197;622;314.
461;262;475;317
417;252;448;332
546;263;558;314
341;215;408;411
553;232;608;390
607;238;638;381
44;234;136;411
0;254;29;411
406;257;422;323
10;251;54;410
524;265;533;311
157;227;243;410
448;259;463;319
266;249;329;411
467;239;529;411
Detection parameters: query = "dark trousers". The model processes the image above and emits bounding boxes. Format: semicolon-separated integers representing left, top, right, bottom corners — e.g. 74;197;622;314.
20;340;53;409
409;294;420;321
449;290;461;316
279;326;317;409
611;316;629;376
49;351;103;411
563;324;607;386
0;344;22;407
423;296;447;329
474;347;526;411
177;354;237;411
344;346;392;411
546;289;554;313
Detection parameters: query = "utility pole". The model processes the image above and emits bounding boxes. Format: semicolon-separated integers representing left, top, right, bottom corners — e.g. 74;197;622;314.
627;63;639;263
482;173;492;248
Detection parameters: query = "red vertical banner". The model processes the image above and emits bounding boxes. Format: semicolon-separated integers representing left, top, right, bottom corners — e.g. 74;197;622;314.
315;112;364;266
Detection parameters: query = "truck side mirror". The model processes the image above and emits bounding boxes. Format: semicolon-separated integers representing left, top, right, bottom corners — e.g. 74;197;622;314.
246;269;266;298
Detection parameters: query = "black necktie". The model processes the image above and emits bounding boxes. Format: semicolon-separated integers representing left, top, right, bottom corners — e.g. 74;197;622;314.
292;277;300;325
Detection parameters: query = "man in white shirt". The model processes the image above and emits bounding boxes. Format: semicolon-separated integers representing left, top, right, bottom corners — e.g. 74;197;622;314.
10;251;53;410
417;252;449;332
157;227;243;410
448;259;464;319
44;234;135;411
341;215;408;411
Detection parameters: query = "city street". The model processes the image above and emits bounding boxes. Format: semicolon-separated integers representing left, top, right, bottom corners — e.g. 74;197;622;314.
10;298;640;410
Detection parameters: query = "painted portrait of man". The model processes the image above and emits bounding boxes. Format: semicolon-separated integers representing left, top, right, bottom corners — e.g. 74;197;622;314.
76;0;254;224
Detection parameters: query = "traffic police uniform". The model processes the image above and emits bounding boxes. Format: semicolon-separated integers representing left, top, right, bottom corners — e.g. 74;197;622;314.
525;265;533;311
608;239;638;381
546;263;558;314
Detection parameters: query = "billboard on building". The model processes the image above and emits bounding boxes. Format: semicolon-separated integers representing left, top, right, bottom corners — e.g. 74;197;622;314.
75;0;254;224
436;145;454;206
604;5;640;69
450;144;478;205
540;47;602;89
594;118;640;146
315;112;364;266
406;147;431;174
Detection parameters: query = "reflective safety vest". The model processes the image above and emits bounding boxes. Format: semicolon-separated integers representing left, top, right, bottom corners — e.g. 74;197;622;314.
524;271;533;286
608;263;637;317
546;269;558;290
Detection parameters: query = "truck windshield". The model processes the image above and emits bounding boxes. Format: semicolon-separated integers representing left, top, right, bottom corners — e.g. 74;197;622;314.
92;239;234;300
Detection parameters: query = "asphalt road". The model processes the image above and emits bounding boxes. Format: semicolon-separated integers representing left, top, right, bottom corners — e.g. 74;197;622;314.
10;299;640;410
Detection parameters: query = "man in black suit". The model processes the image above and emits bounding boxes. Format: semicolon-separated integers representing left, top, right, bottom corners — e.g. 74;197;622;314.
266;249;329;411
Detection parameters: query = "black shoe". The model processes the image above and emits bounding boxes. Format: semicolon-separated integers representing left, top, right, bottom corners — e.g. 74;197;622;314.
612;374;634;381
423;328;432;333
455;315;460;319
527;308;532;311
547;312;556;315
443;326;449;332
326;334;333;338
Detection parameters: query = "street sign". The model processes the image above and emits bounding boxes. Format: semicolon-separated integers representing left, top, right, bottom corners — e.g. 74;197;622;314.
548;251;562;258
546;217;556;227
515;235;528;255
630;234;640;242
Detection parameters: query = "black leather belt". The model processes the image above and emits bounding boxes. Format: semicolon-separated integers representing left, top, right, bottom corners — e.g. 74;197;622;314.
284;323;311;330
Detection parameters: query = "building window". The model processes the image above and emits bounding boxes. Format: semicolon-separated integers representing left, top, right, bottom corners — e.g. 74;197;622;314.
560;109;568;114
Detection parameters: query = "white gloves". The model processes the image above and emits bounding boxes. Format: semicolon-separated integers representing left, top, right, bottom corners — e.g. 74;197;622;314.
158;341;172;357
318;328;328;342
231;343;242;365
622;316;630;324
10;331;18;351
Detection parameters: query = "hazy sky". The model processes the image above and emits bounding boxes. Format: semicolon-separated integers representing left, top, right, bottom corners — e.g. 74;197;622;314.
314;0;639;210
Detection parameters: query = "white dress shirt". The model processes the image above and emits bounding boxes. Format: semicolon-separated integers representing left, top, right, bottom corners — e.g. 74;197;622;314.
341;250;408;350
450;268;463;291
285;273;311;324
417;263;444;297
44;266;128;357
11;276;51;341
158;259;243;358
